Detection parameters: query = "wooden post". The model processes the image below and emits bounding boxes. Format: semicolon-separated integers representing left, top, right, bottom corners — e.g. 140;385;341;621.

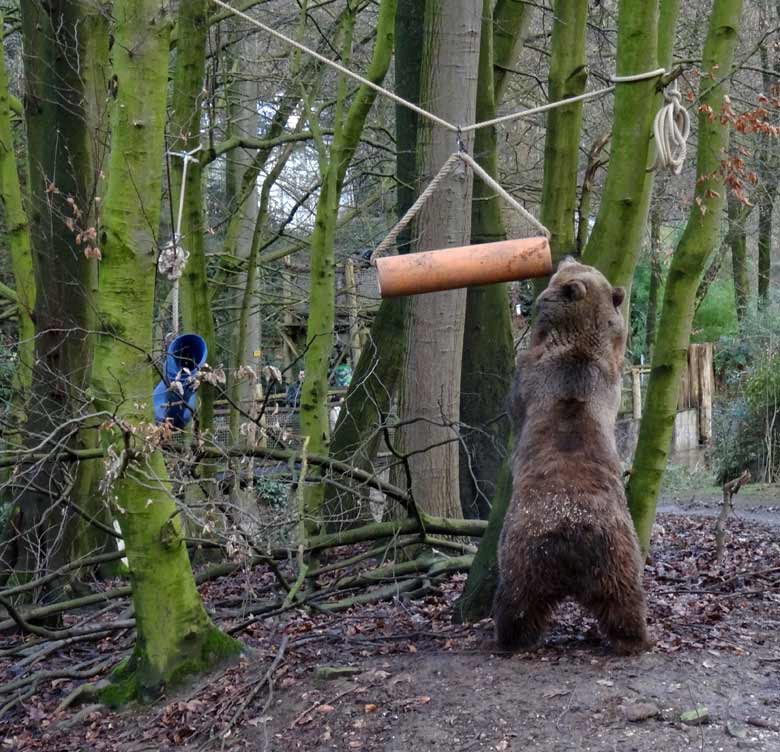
698;342;714;444
345;258;362;367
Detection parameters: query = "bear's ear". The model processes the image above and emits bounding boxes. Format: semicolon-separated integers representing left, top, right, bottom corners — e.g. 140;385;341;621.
562;279;587;302
612;286;626;308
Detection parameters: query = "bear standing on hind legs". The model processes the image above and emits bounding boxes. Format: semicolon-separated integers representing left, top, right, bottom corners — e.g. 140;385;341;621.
494;257;650;655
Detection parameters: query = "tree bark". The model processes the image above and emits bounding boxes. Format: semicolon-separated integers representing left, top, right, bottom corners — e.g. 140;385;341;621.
644;202;663;361
757;37;779;305
627;0;744;557
582;0;664;291
538;0;588;270
396;0;482;520
0;24;34;391
298;0;398;541
458;0;515;520
6;0;110;593
727;192;752;322
324;0;423;531
90;0;239;703
170;0;216;433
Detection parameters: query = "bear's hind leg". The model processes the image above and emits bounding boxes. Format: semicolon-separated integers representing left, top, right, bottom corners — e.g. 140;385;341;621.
493;580;554;652
585;576;649;655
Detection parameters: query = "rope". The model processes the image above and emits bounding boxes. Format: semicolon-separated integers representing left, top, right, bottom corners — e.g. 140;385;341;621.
211;0;667;137
211;0;457;133
372;153;462;258
161;145;202;335
371;151;551;259
208;2;681;259
461;68;665;134
652;79;690;174
458;151;550;239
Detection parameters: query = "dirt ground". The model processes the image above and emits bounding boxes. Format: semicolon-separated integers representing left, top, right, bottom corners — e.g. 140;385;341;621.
3;487;780;752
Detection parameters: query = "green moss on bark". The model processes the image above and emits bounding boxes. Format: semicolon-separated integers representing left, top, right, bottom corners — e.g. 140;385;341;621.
627;0;744;556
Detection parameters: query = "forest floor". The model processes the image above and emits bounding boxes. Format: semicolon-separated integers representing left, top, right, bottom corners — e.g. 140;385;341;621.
2;484;780;752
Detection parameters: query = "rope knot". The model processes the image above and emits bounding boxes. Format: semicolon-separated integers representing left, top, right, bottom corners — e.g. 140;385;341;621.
653;80;690;175
158;236;190;281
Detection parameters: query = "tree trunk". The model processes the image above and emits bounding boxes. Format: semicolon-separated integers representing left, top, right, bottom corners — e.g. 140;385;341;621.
644;202;663;360
324;0;423;531
0;17;35;501
6;0;109;593
458;0;532;521
728;192;752;322
90;1;238;703
396;0;481;520
582;0;664;291
170;0;216;433
455;0;682;624
0;25;34;391
757;34;779;305
298;0;398;541
627;0;744;557
538;0;588;269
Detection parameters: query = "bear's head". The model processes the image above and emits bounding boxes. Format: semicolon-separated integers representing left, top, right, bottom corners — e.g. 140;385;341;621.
532;257;626;356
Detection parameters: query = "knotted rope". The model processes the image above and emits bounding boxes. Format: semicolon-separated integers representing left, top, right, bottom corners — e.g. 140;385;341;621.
160;145;202;334
653;80;690;174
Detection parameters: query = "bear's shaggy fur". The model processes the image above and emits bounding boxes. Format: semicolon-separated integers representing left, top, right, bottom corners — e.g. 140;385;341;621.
494;258;649;655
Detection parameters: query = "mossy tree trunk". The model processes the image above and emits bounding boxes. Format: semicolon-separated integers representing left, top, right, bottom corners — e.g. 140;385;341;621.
727;192;753;322
644;202;663;361
90;0;238;703
0;16;35;500
396;0;481;520
170;0;215;433
582;0;665;292
537;0;588;271
756;40;779;305
455;0;683;624
5;1;110;593
458;0;532;521
324;0;423;531
627;0;744;557
0;23;34;392
298;0;397;541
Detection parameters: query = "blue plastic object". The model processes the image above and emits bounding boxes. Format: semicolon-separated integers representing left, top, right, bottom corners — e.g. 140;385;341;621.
153;333;208;428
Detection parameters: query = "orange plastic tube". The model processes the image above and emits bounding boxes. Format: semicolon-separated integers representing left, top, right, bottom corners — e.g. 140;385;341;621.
374;237;552;298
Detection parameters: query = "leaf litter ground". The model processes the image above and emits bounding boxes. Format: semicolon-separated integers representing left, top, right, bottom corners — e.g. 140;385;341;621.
2;497;780;752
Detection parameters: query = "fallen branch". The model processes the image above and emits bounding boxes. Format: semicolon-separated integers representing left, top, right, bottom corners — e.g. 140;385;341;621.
715;469;750;561
222;634;290;743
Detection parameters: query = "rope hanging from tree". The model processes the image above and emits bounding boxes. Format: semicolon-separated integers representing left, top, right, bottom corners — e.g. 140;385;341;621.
159;145;202;335
652;79;690;174
371;150;550;260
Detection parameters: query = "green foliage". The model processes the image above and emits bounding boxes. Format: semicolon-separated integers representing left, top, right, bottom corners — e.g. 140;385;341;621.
255;476;289;509
628;256;652;362
660;461;714;494
710;309;780;483
692;279;737;343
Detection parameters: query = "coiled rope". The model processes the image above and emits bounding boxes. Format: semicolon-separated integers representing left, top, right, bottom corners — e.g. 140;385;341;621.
653;80;690;174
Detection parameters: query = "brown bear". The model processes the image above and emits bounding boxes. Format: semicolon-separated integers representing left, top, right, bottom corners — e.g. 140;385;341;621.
494;257;649;655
